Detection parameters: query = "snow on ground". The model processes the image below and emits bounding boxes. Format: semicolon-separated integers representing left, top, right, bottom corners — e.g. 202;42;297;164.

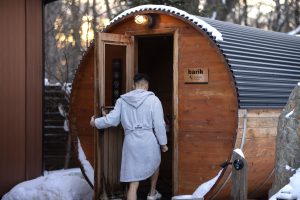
192;168;223;198
288;25;300;35
172;168;223;199
45;78;50;86
269;168;300;200
285;109;294;118
78;138;94;186
233;148;245;159
2;168;93;200
62;82;72;96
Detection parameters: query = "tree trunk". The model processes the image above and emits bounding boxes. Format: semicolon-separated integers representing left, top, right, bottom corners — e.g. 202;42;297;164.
202;0;238;21
295;0;299;26
104;0;112;20
272;0;281;31
182;0;200;15
284;0;290;32
242;0;248;26
92;0;97;33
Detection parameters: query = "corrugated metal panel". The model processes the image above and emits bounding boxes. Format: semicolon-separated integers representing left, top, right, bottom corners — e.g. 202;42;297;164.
200;17;300;108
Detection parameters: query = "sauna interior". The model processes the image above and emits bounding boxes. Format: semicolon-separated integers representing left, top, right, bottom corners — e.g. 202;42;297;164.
136;35;174;197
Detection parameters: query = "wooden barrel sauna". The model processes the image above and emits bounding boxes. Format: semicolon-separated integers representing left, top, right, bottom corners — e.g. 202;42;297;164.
69;5;300;200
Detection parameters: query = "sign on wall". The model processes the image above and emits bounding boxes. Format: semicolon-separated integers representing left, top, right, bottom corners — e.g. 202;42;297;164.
184;68;208;83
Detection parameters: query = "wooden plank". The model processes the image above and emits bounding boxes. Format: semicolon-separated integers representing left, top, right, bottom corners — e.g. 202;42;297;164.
231;151;248;200
177;18;238;196
238;109;281;118
95;32;134;199
236;127;277;139
126;28;178;36
173;28;179;195
25;0;42;180
94;34;102;199
238;117;279;129
0;0;26;195
126;36;134;92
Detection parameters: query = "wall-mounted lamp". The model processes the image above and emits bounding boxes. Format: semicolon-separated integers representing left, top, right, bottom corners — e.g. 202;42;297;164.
134;15;153;26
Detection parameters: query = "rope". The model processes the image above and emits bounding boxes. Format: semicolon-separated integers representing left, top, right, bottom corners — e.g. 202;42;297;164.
240;110;248;150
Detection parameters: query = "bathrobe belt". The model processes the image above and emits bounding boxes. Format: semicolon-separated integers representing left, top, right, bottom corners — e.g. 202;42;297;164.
125;124;153;134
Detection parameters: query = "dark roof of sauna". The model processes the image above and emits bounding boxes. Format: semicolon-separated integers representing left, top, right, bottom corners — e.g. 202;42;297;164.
107;5;300;109
200;17;300;109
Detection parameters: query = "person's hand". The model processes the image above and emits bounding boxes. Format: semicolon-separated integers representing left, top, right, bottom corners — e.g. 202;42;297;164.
90;116;96;127
102;109;107;116
161;145;168;152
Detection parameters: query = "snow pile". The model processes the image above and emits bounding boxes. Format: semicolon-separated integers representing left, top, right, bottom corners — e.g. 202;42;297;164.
45;78;50;86
269;168;300;200
285;165;296;172
44;78;62;86
62;83;72;96
192;169;223;198
234;148;245;158
58;104;66;118
2;168;93;200
285;109;294;118
172;168;223;199
64;119;69;132
288;25;300;35
78;138;94;186
109;5;223;42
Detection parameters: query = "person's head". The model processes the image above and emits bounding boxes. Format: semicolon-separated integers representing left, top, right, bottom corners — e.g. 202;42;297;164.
133;73;150;90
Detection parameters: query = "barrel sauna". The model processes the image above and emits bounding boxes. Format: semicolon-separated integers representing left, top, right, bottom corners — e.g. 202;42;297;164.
69;5;300;199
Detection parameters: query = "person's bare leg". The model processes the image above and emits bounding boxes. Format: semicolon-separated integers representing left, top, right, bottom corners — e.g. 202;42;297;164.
149;168;160;196
127;181;139;200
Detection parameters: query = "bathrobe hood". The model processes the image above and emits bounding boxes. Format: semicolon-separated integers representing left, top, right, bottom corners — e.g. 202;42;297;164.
121;89;154;108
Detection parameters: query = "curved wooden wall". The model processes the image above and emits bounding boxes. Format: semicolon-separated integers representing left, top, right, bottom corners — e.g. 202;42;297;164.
106;12;238;197
69;45;95;170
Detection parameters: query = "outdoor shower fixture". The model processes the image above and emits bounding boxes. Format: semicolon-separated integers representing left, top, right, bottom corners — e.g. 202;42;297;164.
220;159;244;171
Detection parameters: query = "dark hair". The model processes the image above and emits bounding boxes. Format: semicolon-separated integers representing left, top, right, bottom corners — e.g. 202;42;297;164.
134;73;150;84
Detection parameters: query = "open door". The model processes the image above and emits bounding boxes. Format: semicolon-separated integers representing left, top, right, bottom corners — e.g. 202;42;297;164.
94;32;134;199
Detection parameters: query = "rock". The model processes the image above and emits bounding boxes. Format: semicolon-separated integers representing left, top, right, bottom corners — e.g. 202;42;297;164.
269;85;300;197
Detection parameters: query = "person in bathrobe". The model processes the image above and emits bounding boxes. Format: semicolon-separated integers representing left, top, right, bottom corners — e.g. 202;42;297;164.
90;73;168;200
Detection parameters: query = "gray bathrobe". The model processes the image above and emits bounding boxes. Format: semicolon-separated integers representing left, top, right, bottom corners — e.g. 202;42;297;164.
94;89;167;182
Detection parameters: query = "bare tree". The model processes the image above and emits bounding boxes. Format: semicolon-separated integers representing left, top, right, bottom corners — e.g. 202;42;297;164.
243;0;248;26
296;0;300;26
201;0;238;21
105;0;113;20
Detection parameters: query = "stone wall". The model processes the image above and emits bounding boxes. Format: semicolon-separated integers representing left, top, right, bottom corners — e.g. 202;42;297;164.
269;84;300;197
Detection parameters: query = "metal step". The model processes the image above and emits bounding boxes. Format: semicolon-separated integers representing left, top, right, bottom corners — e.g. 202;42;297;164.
44;119;64;126
44;85;73;171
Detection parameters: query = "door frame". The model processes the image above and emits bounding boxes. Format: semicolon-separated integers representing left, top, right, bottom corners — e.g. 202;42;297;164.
125;28;179;195
95;32;134;199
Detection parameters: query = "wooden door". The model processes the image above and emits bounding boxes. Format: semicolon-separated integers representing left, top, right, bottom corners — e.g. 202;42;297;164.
95;32;134;199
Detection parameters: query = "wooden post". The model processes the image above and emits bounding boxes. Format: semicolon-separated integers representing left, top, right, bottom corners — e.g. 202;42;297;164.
231;149;248;200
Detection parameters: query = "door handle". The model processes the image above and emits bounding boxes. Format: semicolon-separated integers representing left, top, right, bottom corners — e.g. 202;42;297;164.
101;106;114;116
